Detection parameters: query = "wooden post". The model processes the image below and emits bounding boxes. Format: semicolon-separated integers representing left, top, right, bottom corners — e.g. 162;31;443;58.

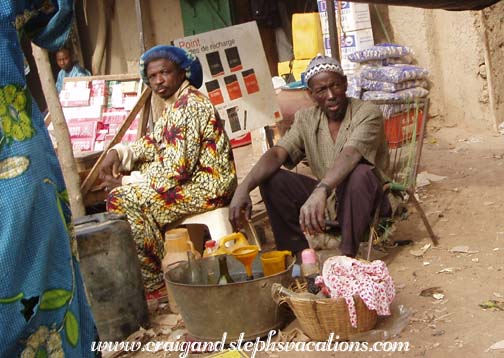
479;11;498;130
31;43;86;218
135;0;146;54
326;0;340;60
92;0;107;75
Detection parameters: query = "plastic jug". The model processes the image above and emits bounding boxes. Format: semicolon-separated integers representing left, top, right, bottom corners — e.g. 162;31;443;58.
261;250;292;277
218;232;249;254
162;228;198;313
162;228;197;271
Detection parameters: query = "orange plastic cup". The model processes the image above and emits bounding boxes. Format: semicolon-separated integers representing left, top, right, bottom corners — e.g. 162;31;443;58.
260;251;292;277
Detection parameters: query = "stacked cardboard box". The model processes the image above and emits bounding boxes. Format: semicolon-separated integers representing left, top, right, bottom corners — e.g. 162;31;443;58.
58;79;141;153
317;1;375;75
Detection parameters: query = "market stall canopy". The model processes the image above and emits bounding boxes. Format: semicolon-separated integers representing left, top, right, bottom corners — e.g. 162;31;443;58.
347;0;500;10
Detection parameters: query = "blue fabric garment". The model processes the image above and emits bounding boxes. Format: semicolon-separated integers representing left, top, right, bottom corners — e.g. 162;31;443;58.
139;45;203;88
0;1;96;357
56;63;91;93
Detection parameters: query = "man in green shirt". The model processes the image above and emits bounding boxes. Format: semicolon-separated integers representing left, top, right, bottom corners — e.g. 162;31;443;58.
229;55;390;257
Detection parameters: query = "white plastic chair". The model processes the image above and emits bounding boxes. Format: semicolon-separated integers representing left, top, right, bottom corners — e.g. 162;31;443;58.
179;206;262;249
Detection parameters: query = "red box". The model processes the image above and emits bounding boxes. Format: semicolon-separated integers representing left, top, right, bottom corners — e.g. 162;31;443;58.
67;120;103;138
71;137;96;152
384;110;424;149
59;88;91;107
63;105;103;121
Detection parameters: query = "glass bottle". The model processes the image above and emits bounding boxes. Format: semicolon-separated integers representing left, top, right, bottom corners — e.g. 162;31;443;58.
187;251;202;284
204;255;219;285
218;255;234;284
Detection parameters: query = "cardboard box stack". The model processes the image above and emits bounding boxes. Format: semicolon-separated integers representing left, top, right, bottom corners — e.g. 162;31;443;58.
277;13;324;81
58;79;141;153
317;1;375;75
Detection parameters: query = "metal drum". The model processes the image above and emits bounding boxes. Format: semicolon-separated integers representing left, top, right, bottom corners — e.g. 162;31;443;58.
75;212;149;341
165;254;295;341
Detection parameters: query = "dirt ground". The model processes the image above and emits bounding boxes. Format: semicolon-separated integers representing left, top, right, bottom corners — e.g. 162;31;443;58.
118;116;504;358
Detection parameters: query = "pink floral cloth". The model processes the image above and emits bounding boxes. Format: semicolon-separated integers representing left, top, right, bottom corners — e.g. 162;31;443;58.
315;256;395;327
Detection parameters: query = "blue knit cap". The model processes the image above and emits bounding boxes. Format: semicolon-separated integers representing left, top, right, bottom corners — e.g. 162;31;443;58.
139;45;203;88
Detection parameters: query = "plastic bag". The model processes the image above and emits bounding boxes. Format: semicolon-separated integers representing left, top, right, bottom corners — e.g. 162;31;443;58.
346;75;362;99
361;79;428;93
348;44;412;63
348;303;412;342
361;65;429;83
384;55;414;65
362;87;429;101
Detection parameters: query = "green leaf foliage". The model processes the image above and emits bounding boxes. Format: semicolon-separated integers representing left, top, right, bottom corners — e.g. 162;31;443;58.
65;310;79;347
39;289;71;310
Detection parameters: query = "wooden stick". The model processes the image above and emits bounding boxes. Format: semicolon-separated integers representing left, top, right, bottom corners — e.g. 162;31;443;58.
137;91;151;138
44;113;51;127
31;44;86;218
406;188;440;246
80;87;152;196
65;74;140;82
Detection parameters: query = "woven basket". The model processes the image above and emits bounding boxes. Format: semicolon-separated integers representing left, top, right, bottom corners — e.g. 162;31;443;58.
273;285;377;341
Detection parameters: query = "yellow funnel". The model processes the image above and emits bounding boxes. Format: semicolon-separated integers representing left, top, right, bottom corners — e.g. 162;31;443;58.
231;245;259;280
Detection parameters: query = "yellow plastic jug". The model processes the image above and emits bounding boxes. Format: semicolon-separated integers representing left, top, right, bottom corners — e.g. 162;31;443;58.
162;228;197;268
218;232;249;254
261;250;292;277
162;228;198;313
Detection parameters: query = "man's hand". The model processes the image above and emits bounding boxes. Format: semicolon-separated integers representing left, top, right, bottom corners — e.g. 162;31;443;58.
99;174;123;192
99;149;121;180
229;186;253;231
299;187;327;235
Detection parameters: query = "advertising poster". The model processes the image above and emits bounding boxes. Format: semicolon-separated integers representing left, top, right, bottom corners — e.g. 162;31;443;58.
174;22;282;139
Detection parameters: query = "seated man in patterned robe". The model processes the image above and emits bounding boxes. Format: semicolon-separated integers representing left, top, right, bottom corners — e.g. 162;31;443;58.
100;45;237;298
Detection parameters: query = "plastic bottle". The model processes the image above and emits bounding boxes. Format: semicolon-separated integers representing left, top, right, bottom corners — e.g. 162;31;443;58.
301;249;321;295
217;255;234;284
203;240;217;257
301;249;320;277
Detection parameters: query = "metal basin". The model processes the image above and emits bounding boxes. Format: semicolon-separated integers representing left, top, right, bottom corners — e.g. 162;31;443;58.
165;254;295;341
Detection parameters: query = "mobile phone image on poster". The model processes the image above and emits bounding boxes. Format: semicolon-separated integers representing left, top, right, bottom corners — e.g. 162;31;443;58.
241;69;259;95
224;74;243;101
206;51;225;77
226;106;241;132
205;80;224;105
225;47;243;72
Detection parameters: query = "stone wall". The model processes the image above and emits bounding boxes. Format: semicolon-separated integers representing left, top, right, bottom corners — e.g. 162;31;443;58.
371;4;494;126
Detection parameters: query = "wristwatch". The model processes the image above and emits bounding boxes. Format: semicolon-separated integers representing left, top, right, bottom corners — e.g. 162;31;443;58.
315;181;332;196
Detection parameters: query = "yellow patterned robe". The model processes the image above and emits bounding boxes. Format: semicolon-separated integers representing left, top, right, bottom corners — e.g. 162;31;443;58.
107;83;237;292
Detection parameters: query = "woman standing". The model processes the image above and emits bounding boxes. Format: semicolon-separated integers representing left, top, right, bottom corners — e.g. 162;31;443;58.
0;1;96;356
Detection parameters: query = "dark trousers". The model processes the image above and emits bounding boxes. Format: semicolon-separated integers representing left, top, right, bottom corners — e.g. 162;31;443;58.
259;164;391;257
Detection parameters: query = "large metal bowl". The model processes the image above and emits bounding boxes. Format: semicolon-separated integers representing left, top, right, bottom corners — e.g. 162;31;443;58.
165;254;295;341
